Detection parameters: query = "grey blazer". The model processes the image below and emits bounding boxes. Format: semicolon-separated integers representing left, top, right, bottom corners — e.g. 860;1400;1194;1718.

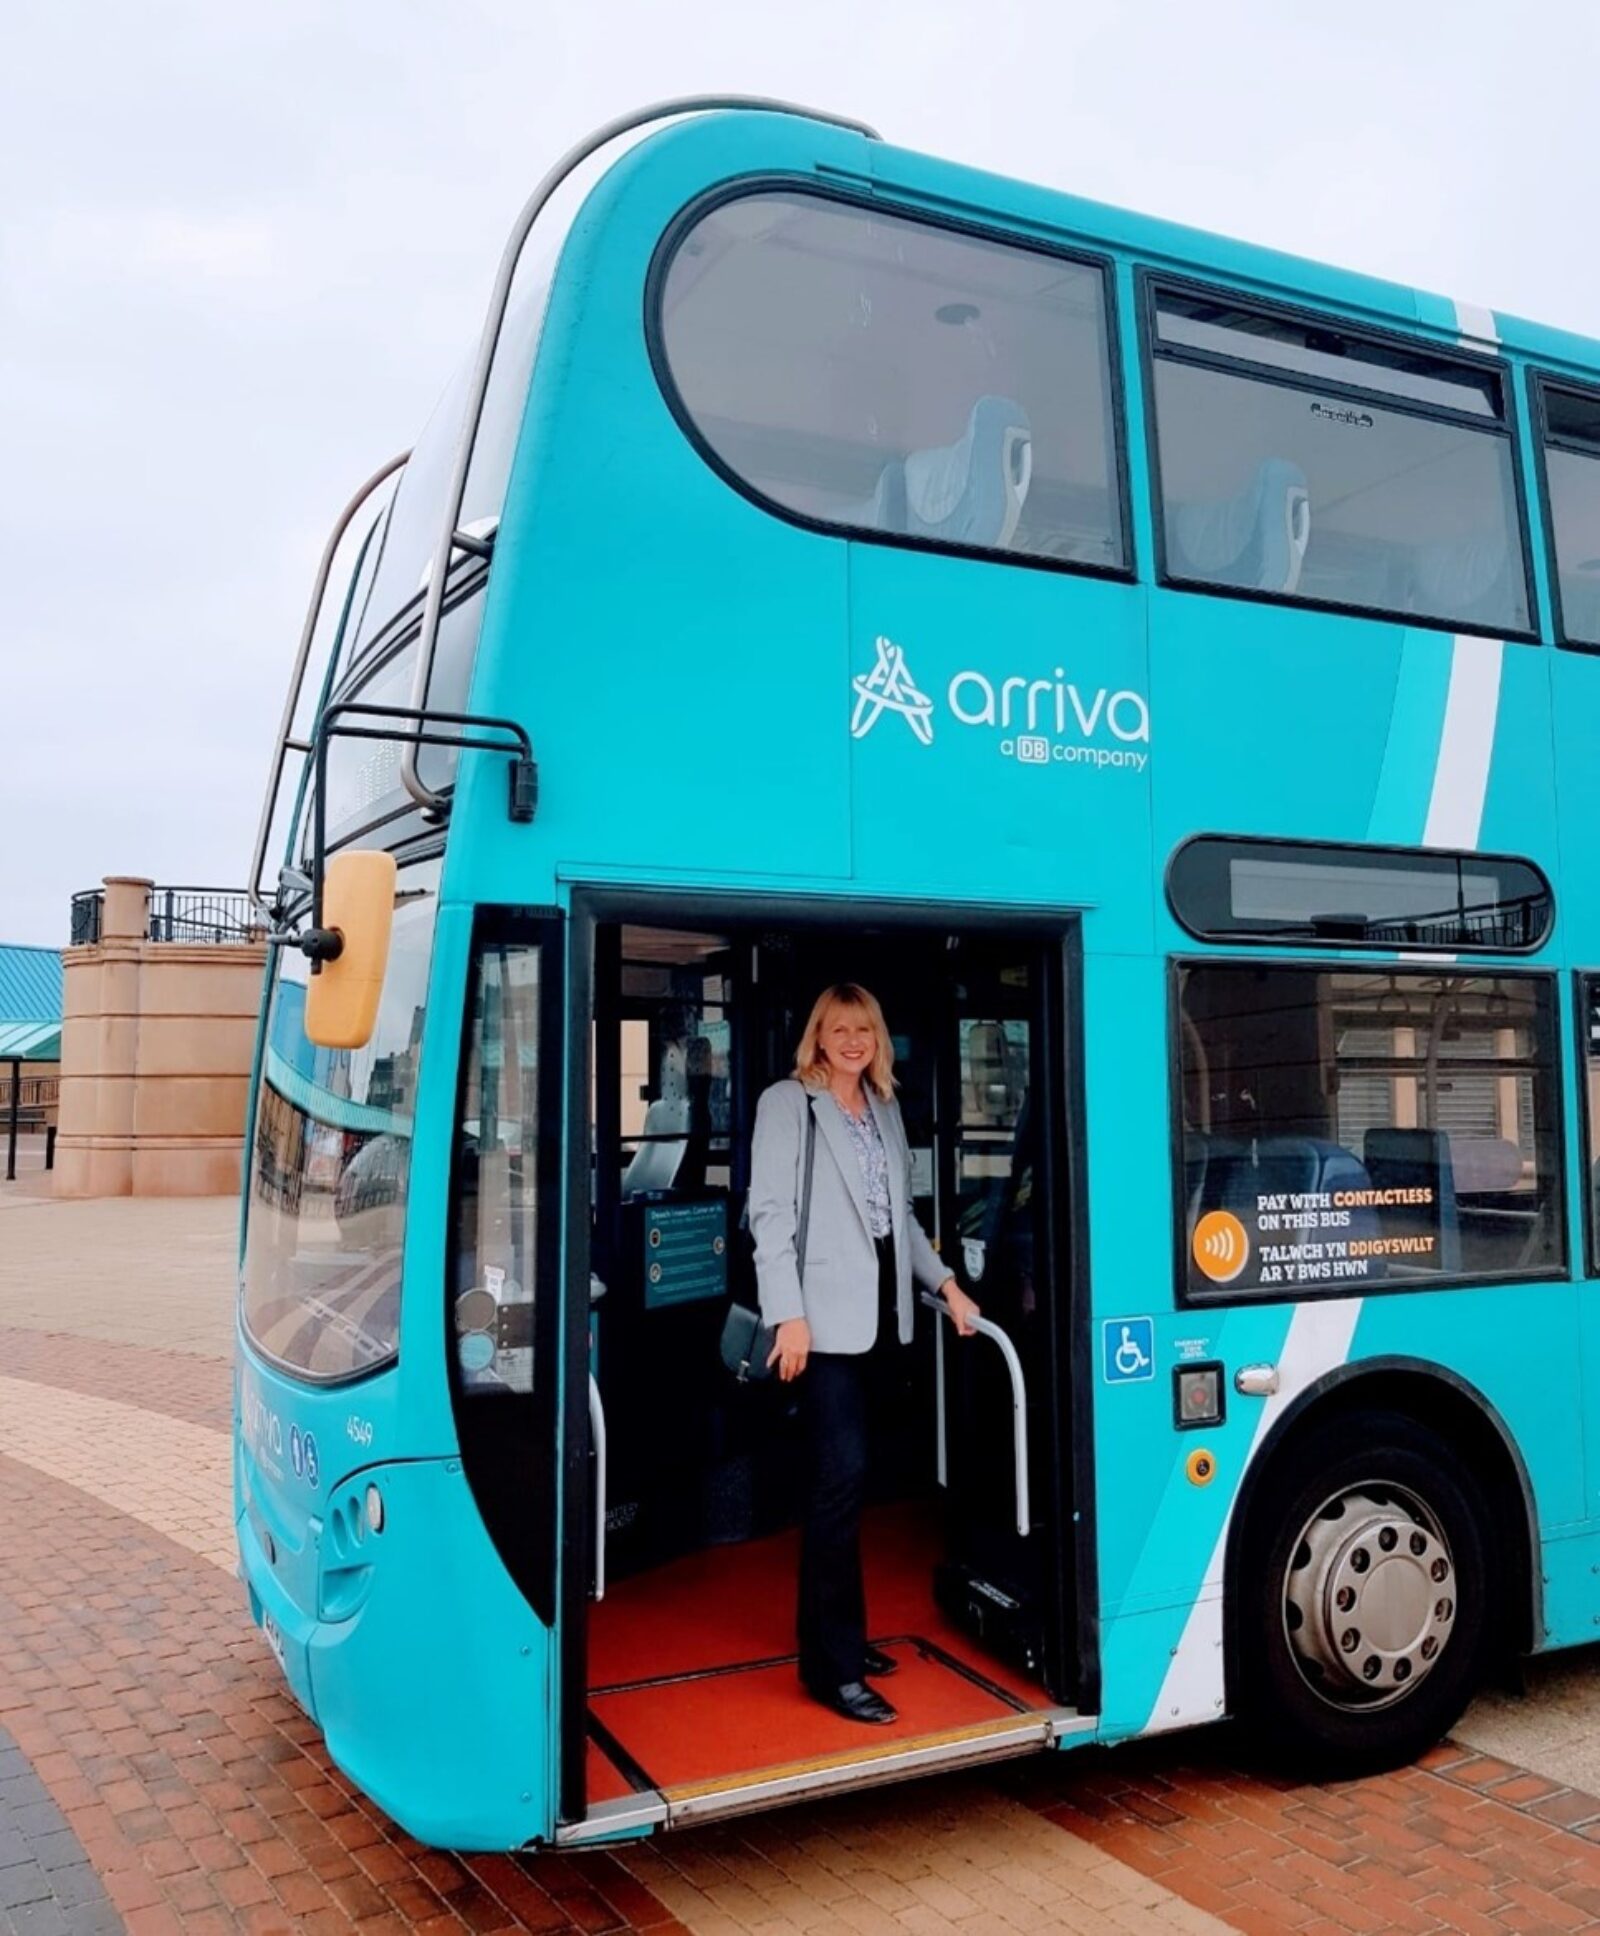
749;1077;951;1354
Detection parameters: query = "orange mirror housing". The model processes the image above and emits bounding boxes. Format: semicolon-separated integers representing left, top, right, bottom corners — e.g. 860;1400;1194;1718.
303;850;398;1050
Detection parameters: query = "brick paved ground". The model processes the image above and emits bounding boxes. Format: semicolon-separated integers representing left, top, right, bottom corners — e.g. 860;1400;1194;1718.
7;1195;1600;1934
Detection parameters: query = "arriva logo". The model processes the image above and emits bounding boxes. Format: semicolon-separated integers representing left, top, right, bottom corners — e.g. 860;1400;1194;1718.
851;636;935;745
851;635;1151;772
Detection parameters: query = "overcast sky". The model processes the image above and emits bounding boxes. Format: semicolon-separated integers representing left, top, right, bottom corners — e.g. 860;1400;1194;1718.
3;0;1596;945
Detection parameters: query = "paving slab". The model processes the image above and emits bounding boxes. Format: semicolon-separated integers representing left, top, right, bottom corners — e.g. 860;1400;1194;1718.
5;1196;1600;1931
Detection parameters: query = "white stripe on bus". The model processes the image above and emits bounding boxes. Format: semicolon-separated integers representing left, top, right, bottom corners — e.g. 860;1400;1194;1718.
1144;1299;1362;1733
1422;636;1504;851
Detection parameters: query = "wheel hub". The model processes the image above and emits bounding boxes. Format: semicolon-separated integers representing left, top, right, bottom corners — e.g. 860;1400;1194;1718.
1283;1487;1455;1709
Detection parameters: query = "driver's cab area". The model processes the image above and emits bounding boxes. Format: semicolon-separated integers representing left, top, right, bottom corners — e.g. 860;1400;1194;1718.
568;910;1090;1833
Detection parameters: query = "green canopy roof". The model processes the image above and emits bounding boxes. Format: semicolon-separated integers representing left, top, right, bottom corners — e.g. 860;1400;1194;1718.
0;945;62;1061
0;1021;60;1062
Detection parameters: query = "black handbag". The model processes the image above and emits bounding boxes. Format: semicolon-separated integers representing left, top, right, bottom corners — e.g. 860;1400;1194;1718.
721;1097;816;1382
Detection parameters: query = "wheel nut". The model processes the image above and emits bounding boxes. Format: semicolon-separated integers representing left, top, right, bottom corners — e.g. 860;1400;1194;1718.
1378;1527;1398;1552
1362;1656;1381;1680
1351;1548;1370;1573
1421;1637;1438;1660
1394;1659;1412;1682
1436;1598;1454;1622
1431;1557;1449;1582
1340;1628;1360;1652
1336;1586;1355;1612
1410;1532;1427;1555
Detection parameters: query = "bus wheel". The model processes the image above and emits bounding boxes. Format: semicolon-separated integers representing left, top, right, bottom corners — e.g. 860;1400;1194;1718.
1237;1409;1499;1775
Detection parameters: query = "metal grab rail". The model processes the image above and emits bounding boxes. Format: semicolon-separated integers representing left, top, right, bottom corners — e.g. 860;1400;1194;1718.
248;451;409;914
921;1292;1031;1538
400;93;882;815
588;1374;608;1602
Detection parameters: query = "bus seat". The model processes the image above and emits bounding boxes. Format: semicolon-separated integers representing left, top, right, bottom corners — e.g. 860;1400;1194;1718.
1169;458;1310;594
1363;1126;1459;1273
621;1096;689;1198
1410;531;1512;627
1447;1134;1523;1195
859;396;1033;551
1190;1134;1384;1282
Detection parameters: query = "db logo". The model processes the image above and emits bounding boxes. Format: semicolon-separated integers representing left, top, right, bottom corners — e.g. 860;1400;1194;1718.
1193;1210;1250;1285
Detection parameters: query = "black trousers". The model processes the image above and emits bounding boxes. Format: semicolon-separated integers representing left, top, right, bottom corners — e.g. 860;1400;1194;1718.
797;1235;909;1688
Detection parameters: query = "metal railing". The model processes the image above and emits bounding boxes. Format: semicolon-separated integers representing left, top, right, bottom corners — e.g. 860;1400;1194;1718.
69;891;103;946
150;887;262;943
249;451;410;917
1361;895;1552;951
922;1292;1031;1537
0;1075;58;1113
70;886;264;946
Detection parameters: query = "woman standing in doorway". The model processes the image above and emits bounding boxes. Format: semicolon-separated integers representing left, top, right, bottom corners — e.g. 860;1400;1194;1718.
749;983;980;1725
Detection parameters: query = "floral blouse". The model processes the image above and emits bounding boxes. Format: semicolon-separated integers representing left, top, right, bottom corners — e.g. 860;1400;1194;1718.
832;1094;893;1238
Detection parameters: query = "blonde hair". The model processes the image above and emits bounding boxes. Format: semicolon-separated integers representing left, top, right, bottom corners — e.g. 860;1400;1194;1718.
794;983;896;1101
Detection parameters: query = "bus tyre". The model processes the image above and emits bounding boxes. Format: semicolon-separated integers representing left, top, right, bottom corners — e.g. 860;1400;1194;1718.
1237;1410;1498;1777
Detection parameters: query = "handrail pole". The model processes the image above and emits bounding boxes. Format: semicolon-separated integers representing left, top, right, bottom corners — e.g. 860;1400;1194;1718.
249;451;409;914
401;94;881;815
588;1374;607;1601
921;1292;1031;1537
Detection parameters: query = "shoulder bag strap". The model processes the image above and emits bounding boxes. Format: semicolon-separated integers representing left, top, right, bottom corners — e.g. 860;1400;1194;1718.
795;1098;818;1276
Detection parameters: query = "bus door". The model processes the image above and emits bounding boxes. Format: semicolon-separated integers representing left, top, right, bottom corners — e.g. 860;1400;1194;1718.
443;910;574;1833
931;935;1082;1706
564;914;1086;1835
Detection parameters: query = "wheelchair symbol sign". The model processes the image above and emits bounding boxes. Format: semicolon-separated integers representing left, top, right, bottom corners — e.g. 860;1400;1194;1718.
1102;1317;1155;1384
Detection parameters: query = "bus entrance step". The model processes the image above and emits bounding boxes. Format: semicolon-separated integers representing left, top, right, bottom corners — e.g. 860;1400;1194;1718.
584;1634;1066;1823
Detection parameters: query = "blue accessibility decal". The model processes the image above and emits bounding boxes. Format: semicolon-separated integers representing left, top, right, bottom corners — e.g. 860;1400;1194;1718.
1102;1317;1155;1384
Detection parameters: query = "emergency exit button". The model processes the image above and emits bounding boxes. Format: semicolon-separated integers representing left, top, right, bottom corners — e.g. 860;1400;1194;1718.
1174;1363;1224;1429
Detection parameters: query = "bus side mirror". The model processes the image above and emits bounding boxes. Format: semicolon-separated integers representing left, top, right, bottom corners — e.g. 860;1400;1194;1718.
304;851;398;1050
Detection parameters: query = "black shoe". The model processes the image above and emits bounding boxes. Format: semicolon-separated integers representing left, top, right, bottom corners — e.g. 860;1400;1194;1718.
862;1645;899;1679
805;1678;897;1725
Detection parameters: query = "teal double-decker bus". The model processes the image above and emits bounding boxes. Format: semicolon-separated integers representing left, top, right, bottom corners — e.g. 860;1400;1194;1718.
237;98;1600;1849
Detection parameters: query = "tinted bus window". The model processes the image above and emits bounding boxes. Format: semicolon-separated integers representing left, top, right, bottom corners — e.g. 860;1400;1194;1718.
657;191;1125;571
316;583;484;851
1150;286;1530;636
241;858;441;1382
1539;381;1600;647
453;942;544;1396
1178;965;1563;1300
1169;838;1552;952
351;277;551;663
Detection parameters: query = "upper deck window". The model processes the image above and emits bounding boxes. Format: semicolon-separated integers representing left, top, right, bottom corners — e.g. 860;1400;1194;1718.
655;190;1127;573
1537;379;1600;648
1148;284;1531;637
348;271;555;667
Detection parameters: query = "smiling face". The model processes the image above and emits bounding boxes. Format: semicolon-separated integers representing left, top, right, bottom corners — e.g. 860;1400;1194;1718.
819;1002;876;1085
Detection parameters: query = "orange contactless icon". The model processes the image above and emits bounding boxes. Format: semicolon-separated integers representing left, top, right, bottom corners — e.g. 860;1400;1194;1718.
1193;1210;1250;1285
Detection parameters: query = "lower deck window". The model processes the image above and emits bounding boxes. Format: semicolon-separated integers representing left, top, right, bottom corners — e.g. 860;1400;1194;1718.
453;941;544;1394
1177;964;1564;1299
241;858;440;1381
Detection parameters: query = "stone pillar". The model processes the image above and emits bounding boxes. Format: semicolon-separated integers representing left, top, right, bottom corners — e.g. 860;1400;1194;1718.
54;878;269;1199
56;877;150;1198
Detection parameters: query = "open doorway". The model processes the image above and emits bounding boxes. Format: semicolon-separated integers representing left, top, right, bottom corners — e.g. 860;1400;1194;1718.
571;909;1088;1826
